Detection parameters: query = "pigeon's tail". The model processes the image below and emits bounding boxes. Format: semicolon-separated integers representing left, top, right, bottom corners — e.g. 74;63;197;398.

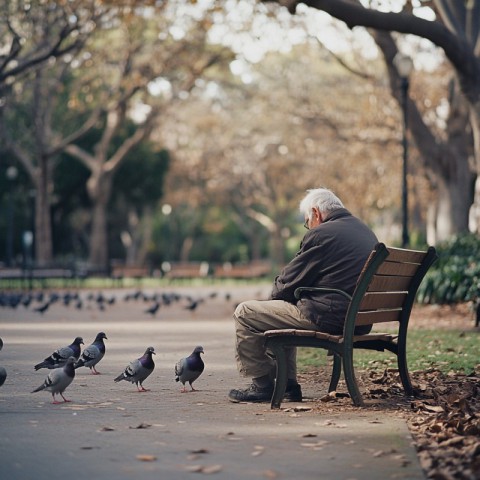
31;383;45;393
34;362;46;371
113;373;125;383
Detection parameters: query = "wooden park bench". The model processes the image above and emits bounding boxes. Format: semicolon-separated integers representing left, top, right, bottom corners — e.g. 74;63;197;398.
110;265;151;287
264;242;438;409
164;262;210;280
214;260;271;279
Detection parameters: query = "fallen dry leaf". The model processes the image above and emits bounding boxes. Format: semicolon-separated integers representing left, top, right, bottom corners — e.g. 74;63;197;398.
129;423;152;429
251;446;265;456
190;448;209;454
136;454;157;462
185;464;223;474
262;469;278;479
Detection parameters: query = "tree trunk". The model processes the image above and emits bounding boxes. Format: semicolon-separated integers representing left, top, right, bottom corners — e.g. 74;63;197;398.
87;173;113;271
34;158;53;266
136;206;153;265
468;103;480;233
428;176;471;244
371;30;474;242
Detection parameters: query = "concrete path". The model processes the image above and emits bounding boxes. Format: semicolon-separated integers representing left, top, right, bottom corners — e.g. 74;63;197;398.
0;286;425;480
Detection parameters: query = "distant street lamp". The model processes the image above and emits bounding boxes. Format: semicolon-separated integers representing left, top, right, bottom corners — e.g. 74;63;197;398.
393;53;414;248
5;166;18;266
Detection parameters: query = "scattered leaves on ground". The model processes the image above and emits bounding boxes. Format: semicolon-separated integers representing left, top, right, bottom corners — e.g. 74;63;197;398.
302;367;479;479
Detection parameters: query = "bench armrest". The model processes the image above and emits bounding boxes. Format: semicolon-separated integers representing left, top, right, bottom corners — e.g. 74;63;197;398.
294;286;352;301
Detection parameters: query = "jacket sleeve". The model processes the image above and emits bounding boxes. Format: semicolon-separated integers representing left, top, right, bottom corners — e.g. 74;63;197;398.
271;235;327;303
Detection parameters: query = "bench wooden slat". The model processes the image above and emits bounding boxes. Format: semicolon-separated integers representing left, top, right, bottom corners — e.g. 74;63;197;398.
359;292;407;310
376;261;419;276
353;333;398;343
368;275;412;292
355;309;402;325
265;330;398;344
384;247;427;263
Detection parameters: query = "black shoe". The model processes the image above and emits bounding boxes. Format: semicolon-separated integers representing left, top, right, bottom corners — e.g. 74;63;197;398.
228;384;273;403
284;383;302;402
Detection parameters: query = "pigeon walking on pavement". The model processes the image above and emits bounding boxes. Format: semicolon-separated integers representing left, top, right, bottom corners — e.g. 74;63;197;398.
175;346;205;392
114;346;155;392
0;337;6;387
74;332;107;374
34;336;84;370
31;356;76;404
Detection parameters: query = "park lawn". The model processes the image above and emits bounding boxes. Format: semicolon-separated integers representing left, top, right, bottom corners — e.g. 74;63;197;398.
297;328;479;374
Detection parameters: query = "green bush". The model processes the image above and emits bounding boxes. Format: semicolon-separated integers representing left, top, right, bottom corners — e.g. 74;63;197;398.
417;234;480;304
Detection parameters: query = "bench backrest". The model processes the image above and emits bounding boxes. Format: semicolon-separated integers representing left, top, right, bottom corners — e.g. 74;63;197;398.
344;242;438;341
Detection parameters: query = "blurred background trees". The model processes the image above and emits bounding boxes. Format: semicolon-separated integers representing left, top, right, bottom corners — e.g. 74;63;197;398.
0;0;477;275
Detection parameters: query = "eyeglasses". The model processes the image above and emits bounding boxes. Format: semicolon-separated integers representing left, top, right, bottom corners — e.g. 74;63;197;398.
303;219;310;230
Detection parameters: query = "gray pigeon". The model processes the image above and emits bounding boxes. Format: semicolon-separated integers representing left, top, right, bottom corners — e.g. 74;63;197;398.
0;337;5;387
31;356;76;403
34;336;84;370
175;346;205;392
114;346;155;392
74;332;107;374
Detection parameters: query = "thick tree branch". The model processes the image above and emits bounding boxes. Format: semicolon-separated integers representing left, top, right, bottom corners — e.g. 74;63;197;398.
49;108;103;157
267;0;479;89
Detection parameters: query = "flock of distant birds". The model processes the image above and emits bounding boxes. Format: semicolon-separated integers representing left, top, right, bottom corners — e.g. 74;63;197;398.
0;288;234;316
0;286;242;403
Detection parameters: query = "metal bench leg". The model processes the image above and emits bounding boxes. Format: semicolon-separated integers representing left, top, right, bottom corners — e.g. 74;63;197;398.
328;353;342;393
343;348;364;407
397;341;413;396
269;342;288;409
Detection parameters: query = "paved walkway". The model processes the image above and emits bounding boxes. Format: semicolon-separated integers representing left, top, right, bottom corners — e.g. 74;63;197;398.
0;286;425;479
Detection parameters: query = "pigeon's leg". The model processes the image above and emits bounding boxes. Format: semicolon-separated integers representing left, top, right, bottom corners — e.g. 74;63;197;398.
91;366;101;375
60;392;71;403
189;382;198;392
138;386;149;392
51;393;62;404
181;385;187;393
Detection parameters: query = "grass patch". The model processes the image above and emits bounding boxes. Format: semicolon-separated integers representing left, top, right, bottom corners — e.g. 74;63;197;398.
297;329;479;375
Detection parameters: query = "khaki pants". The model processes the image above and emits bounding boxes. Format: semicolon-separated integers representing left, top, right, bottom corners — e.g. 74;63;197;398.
233;299;320;380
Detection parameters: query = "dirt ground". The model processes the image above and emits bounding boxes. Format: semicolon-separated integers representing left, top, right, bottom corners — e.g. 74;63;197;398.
300;302;479;480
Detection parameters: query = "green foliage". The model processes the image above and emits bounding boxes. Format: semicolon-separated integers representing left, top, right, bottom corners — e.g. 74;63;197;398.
417;234;480;304
297;329;478;375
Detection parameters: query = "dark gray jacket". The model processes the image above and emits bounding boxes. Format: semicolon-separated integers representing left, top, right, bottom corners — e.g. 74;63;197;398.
271;208;378;334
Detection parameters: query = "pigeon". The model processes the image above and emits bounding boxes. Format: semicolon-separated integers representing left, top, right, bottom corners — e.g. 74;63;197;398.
33;301;50;314
74;332;107;374
0;367;6;387
114;347;155;392
34;336;84;371
31;356;76;403
184;298;202;312
144;302;160;316
175;346;205;392
0;337;5;387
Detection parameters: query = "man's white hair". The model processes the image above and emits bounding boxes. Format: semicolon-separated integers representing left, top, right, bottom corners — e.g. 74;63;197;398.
299;188;344;220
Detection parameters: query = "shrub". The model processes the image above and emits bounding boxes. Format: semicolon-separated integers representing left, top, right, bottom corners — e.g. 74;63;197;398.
416;234;480;304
